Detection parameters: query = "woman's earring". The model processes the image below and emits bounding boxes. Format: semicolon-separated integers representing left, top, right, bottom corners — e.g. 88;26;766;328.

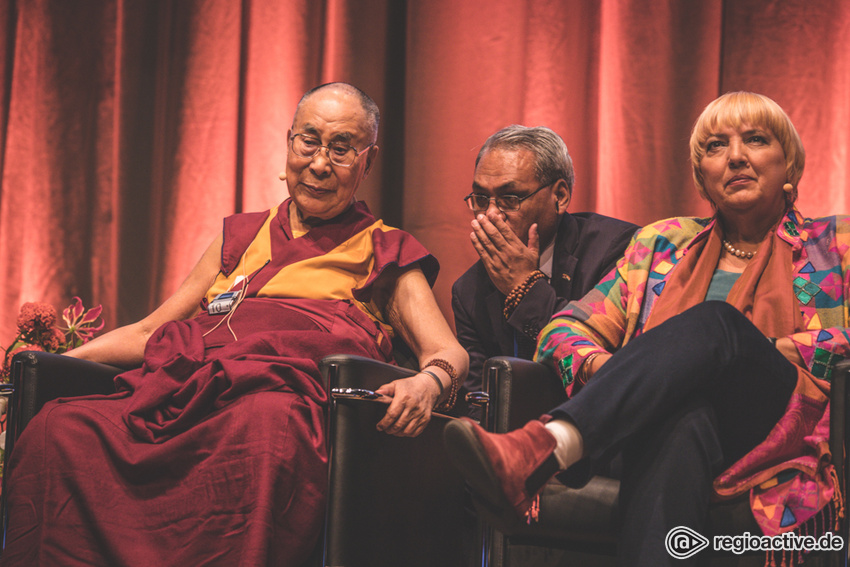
783;183;793;193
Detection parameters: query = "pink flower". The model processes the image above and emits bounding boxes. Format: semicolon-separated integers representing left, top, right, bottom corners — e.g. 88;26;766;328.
61;297;104;348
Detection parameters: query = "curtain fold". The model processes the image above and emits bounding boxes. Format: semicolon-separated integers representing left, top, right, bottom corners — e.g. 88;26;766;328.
1;0;848;342
595;0;722;224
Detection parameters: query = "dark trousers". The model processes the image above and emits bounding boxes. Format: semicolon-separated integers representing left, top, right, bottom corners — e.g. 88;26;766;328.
550;301;798;566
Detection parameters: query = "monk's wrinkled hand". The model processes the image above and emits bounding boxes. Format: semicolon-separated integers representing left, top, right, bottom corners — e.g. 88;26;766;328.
374;373;441;437
471;211;540;295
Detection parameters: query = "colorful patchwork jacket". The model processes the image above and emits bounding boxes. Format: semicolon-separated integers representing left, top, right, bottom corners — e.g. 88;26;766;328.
536;208;850;542
538;208;850;393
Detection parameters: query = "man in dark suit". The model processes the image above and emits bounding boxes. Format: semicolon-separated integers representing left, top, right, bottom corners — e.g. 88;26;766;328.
452;125;637;394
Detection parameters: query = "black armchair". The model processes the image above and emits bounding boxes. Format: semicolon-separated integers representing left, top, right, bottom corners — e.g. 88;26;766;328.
475;356;850;567
1;351;475;567
320;354;474;567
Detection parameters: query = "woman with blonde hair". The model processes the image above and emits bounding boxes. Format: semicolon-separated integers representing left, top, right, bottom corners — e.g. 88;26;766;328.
446;92;847;566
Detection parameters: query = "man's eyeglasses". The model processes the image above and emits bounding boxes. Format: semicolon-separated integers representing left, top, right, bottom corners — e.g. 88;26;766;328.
463;183;553;212
289;133;374;167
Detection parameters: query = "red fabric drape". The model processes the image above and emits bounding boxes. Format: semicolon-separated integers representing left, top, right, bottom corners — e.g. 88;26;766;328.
1;0;849;342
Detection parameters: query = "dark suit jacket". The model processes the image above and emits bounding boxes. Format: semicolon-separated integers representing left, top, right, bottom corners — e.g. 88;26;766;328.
452;212;638;393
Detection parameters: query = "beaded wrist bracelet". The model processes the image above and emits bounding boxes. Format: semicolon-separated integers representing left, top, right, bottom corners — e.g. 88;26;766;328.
503;270;546;319
424;358;459;411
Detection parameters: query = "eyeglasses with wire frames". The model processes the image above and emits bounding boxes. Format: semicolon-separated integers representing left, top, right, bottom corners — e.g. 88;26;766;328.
463;182;553;213
289;133;374;167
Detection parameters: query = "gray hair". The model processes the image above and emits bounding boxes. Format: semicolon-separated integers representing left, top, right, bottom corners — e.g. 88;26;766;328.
294;82;380;143
476;125;575;195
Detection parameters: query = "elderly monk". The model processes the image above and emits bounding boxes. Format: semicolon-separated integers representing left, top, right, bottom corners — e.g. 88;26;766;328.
446;92;847;567
2;82;467;567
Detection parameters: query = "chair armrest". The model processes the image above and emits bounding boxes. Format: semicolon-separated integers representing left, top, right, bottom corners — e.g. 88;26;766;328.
318;354;472;567
482;356;567;433
320;353;416;393
5;351;122;452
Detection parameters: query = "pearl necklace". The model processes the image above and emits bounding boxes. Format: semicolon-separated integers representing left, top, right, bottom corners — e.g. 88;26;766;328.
722;239;756;259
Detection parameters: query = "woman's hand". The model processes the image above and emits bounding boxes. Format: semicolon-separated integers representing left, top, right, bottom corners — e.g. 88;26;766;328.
375;372;442;437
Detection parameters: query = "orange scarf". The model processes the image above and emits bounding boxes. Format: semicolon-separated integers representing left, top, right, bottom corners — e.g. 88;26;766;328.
644;216;833;496
643;218;803;338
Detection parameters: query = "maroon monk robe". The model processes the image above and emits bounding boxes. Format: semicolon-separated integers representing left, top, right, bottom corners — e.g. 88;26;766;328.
2;199;437;567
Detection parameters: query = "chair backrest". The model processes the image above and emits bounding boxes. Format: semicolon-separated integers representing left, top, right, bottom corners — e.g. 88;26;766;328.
5;351;120;438
482;356;566;433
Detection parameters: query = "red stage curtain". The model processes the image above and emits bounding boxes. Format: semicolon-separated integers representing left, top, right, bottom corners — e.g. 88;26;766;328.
1;0;848;342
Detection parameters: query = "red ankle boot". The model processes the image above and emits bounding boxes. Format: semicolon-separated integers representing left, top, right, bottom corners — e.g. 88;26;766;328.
444;417;560;528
